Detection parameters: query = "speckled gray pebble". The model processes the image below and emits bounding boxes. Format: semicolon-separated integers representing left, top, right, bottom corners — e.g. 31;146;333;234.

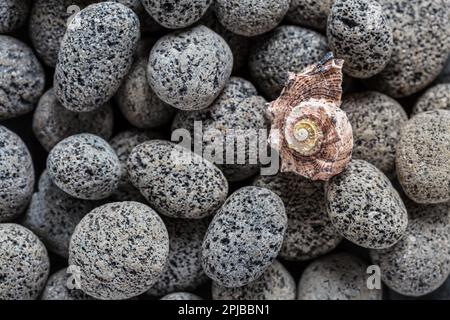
388;276;450;300
249;25;328;100
33;88;114;151
212;260;296;300
0;0;30;33
368;0;450;98
54;2;140;112
371;201;450;297
128;140;228;218
298;252;383;300
160;292;202;300
412;84;450;115
21;171;99;258
254;173;342;261
214;0;290;37
326;160;408;249
41;268;93;300
47;133;121;200
0;35;45;120
396;110;450;204
217;77;259;101
201;186;287;288
148;25;233;111
0;126;35;222
147;218;209;296
0;223;50;300
340;92;408;178
327;0;393;78
69;201;170;300
116;58;175;129
286;0;335;31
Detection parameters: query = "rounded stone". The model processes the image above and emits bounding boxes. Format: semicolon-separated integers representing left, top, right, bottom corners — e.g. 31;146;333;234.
371;201;450;297
148;25;233;111
141;0;211;29
47;133;122;200
111;0;161;33
41;268;93;300
217;77;259;101
326;159;408;249
69;201;170;300
212;260;296;300
0;126;35;222
254;173;342;261
327;0;393;78
54;2;140;112
396;110;450;204
128;140;228;219
249;25;328;100
0;223;50;300
0;35;45;120
147;218;209;296
286;0;334;31
33;88;114;151
388;276;450;300
0;0;30;33
201;186;287;288
160;292;202;300
298;252;383;300
214;0;290;37
412;83;450;115
21;170;99;258
367;0;450;98
340;91;408;179
116;58;175;129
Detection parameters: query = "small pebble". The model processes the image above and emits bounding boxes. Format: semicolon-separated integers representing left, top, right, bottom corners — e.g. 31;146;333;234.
69;201;170;300
0;223;50;300
212;260;296;300
326;159;408;249
0;0;30;33
41;268;93;300
201;186;287;288
396;110;450;204
148;25;233;111
412;83;450;115
160;292;202;300
47;133;122;200
285;0;334;31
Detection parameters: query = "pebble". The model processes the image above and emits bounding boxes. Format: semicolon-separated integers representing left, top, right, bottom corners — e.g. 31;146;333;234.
214;0;290;37
0;126;35;222
370;201;450;297
212;260;296;300
160;292;202;300
0;35;45;120
326;159;408;249
368;0;450;98
148;25;233;111
340;91;408;179
47;133;122;200
298;252;383;300
33;88;114;151
0;0;30;33
254;173;342;261
412;83;450;115
0;223;50;300
41;268;93;300
285;0;334;31
327;0;393;78
147;218;209;297
69;201;170;300
388;276;450;300
201;186;287;288
128;140;228;219
249;25;328;100
116;58;175;129
396;110;450;204
141;0;211;29
54;2;140;112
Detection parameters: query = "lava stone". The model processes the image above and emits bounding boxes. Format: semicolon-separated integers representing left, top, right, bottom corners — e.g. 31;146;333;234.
160;292;202;300
412;83;450;115
41;268;93;300
285;0;335;31
0;0;30;33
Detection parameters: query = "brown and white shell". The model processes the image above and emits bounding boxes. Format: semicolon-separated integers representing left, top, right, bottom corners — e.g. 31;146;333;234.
267;54;353;181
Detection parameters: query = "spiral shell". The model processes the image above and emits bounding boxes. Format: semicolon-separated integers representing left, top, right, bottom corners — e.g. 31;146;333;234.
268;54;353;181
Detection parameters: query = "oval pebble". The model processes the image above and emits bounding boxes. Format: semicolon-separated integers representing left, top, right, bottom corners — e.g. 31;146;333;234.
201;186;287;288
69;201;170;300
41;268;93;300
286;0;334;31
160;292;202;300
412;83;450;115
0;0;30;33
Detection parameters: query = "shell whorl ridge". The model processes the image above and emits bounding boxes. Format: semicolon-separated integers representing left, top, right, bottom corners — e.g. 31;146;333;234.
268;54;353;181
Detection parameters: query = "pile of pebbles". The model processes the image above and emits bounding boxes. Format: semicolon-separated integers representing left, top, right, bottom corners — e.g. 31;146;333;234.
0;0;449;301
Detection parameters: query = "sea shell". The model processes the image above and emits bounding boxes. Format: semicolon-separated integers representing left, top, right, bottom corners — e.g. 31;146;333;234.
267;53;353;181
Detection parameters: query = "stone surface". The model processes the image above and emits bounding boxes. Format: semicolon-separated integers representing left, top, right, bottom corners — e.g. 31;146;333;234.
286;0;335;31
0;0;30;33
160;292;202;300
41;268;93;300
412;83;450;115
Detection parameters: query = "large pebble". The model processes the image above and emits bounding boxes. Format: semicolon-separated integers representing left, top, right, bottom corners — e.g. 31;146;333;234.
201;186;287;287
69;201;170;300
54;2;140;112
41;268;93;300
326;160;408;249
412;83;450;115
0;0;30;33
286;0;334;31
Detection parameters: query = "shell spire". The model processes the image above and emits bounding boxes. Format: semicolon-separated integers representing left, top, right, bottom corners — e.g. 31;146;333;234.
268;53;353;181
